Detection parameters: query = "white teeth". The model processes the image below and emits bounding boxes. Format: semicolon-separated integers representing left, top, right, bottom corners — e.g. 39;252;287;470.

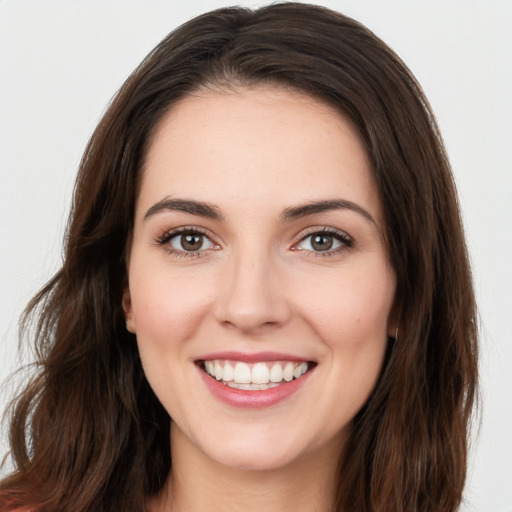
222;362;234;381
293;362;308;379
283;362;294;382
233;362;252;384
203;360;311;386
205;361;215;375
214;361;223;380
251;363;270;384
269;363;283;383
226;382;281;390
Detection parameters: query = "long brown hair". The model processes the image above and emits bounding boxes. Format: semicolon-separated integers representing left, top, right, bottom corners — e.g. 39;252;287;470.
1;3;478;511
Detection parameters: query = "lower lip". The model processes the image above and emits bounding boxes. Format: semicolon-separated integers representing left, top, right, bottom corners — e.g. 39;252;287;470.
198;366;313;409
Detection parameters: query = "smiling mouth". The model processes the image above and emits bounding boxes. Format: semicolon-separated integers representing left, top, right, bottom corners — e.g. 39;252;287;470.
199;360;316;390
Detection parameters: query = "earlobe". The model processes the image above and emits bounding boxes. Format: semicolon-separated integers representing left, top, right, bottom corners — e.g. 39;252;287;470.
387;305;401;342
122;287;136;333
388;323;399;342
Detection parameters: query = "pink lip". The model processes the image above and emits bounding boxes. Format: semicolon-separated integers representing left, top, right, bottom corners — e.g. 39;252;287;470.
197;351;312;363
196;361;315;409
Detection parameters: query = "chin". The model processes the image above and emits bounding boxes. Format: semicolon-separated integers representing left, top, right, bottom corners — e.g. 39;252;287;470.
197;428;323;472
210;445;300;472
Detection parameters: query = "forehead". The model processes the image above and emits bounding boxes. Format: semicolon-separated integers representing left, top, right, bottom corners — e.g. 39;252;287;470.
138;86;381;222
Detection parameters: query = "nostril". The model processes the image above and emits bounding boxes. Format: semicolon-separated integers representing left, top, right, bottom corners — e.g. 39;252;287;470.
213;266;291;330
218;315;283;333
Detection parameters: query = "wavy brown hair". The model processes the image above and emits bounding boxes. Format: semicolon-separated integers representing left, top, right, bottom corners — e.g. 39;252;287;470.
1;3;478;511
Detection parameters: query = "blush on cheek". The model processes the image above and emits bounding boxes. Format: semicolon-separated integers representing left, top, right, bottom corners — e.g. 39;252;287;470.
136;303;207;348
130;271;215;340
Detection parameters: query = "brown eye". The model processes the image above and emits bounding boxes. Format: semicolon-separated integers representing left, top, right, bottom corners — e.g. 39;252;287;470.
170;232;213;252
311;234;333;251
296;230;351;253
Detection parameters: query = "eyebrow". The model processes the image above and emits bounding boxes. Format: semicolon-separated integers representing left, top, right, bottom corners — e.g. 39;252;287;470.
144;198;223;221
144;197;375;224
280;199;375;224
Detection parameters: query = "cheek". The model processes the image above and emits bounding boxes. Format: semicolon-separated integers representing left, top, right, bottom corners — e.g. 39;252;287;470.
295;262;395;343
128;268;217;413
128;266;216;348
297;265;394;420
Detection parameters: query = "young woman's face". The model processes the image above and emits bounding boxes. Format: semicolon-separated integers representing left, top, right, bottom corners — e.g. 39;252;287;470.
124;87;396;471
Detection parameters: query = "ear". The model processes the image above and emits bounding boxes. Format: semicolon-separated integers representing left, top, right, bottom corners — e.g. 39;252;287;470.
387;322;399;341
387;302;401;341
122;287;137;334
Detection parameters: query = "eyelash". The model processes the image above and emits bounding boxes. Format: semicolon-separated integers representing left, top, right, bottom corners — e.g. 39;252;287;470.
292;227;353;257
155;227;218;259
155;226;353;259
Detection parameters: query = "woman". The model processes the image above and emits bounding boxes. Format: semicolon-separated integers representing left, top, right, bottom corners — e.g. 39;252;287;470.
0;3;478;511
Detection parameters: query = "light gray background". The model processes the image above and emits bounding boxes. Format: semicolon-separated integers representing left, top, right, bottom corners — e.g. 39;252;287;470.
1;1;511;510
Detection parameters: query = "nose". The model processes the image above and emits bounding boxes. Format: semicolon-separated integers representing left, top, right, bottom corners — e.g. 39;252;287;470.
213;250;291;334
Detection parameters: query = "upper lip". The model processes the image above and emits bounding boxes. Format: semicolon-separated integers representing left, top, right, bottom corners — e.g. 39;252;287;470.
196;351;315;363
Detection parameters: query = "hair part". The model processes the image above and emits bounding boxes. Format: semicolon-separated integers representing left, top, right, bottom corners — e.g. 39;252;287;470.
1;3;478;511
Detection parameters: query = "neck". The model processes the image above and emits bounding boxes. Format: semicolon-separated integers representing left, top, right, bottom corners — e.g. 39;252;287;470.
149;422;342;512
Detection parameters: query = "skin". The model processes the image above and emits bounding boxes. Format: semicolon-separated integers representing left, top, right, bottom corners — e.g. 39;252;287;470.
123;86;397;511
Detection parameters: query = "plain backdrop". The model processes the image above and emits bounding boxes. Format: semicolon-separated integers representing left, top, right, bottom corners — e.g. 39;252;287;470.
1;1;511;510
